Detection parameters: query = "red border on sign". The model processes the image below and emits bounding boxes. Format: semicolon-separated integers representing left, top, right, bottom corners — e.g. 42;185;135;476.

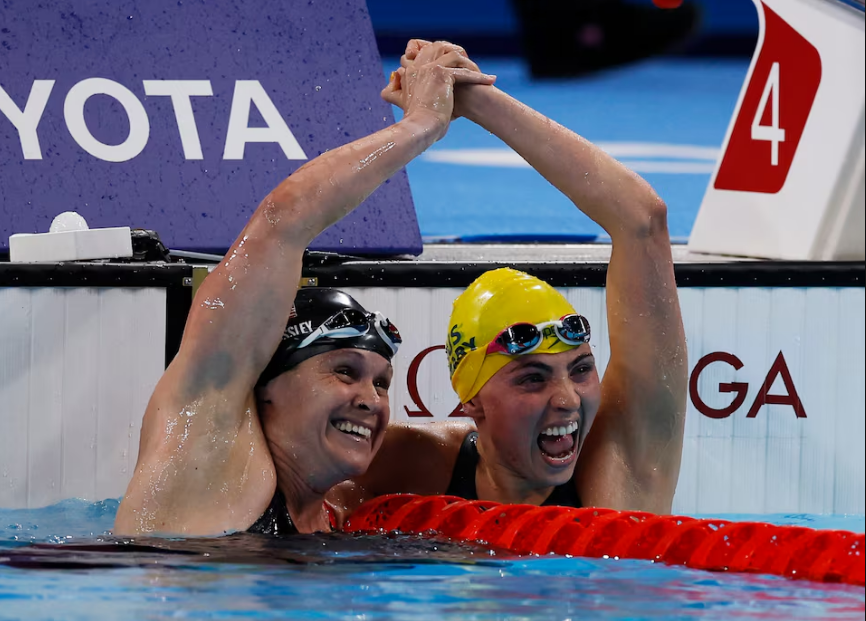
714;2;822;194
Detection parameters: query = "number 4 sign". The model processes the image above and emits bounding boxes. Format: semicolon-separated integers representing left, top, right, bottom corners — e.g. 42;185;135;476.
752;62;785;168
715;4;822;194
690;0;865;261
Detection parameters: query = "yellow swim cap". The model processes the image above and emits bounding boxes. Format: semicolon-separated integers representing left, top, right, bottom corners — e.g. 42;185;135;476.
448;268;579;403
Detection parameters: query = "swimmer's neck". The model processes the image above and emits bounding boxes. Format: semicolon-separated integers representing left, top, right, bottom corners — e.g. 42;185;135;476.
270;451;333;534
474;446;556;506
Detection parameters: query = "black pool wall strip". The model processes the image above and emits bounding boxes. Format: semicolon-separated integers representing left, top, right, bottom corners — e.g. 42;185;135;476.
303;261;865;289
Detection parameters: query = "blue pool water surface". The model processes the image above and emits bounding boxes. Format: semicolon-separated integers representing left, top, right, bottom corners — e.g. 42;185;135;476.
0;500;864;620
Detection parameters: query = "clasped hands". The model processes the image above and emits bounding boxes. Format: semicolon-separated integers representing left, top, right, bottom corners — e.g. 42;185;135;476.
381;39;496;139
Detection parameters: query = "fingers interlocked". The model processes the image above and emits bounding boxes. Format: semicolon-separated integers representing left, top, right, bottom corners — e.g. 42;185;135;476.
381;39;494;131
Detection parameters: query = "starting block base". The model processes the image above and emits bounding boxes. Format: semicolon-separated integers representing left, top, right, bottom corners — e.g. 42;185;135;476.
689;0;865;261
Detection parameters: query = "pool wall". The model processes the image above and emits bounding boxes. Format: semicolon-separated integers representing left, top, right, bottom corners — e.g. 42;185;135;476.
0;259;863;518
0;264;191;510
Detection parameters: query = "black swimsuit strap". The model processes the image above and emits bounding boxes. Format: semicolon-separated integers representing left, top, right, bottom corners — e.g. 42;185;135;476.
542;474;583;508
445;431;481;499
445;431;583;508
248;490;338;536
247;489;299;536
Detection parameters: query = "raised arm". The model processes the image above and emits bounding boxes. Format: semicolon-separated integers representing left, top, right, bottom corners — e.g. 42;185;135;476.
456;84;687;513
115;50;496;536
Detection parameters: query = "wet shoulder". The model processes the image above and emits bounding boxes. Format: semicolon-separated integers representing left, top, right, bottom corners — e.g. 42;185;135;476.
390;421;474;454
363;421;475;496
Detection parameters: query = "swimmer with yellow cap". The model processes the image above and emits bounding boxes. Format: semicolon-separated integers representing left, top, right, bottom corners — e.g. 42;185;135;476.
331;39;687;516
445;267;600;503
339;266;600;508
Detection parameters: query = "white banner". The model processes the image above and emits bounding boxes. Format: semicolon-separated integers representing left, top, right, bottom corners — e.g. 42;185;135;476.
0;287;164;509
2;282;862;517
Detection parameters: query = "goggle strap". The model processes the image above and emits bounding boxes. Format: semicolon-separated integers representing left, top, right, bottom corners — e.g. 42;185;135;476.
297;310;401;354
373;318;400;354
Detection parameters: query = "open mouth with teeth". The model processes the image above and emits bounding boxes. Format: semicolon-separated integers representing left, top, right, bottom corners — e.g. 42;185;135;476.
331;420;373;441
537;421;579;464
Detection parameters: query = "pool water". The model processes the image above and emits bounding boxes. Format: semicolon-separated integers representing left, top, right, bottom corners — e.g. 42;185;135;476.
1;500;864;620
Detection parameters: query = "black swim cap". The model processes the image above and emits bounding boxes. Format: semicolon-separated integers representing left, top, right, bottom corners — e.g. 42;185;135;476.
257;288;400;387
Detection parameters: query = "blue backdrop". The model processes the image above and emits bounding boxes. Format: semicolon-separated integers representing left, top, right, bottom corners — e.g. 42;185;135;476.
0;0;422;255
366;0;759;38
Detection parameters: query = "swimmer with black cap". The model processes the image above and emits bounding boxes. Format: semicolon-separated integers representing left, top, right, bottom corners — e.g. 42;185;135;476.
114;41;497;537
246;287;401;536
334;40;688;515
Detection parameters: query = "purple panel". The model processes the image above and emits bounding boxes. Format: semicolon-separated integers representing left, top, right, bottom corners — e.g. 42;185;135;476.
0;0;421;255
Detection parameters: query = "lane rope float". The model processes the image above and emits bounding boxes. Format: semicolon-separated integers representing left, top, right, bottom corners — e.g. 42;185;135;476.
344;494;864;586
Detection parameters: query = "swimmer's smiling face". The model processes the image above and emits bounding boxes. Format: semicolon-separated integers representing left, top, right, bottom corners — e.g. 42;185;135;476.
464;345;601;491
257;348;392;491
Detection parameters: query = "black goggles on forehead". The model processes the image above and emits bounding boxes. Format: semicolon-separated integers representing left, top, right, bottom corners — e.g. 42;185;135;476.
486;314;591;356
296;308;402;354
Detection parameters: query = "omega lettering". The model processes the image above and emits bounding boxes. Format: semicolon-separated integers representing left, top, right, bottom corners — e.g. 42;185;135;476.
404;346;809;421
689;351;806;419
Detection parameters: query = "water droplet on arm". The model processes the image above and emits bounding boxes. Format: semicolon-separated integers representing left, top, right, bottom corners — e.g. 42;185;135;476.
203;298;225;310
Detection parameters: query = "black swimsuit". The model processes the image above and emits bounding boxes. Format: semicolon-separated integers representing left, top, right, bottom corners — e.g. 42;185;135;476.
247;489;300;536
247;489;336;536
445;431;583;507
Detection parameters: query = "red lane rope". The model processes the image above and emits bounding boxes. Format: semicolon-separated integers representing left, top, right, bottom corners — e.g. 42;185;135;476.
343;494;864;586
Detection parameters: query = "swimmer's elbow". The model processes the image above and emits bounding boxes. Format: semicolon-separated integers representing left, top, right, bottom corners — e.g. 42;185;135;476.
249;182;323;247
627;194;669;240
